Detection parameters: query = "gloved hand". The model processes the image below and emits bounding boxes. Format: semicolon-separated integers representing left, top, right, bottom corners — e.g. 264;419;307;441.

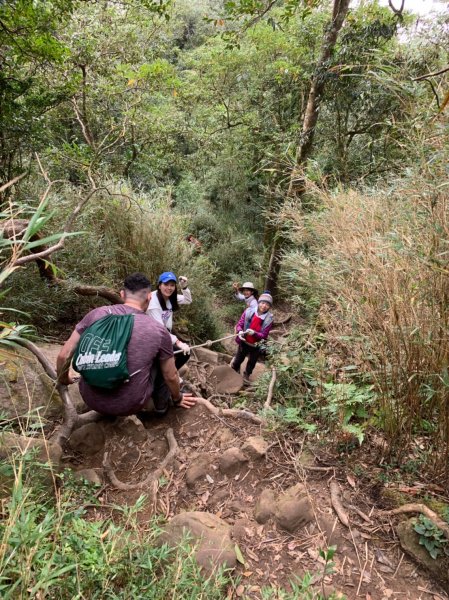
238;331;246;340
245;329;255;336
178;276;188;289
177;341;190;355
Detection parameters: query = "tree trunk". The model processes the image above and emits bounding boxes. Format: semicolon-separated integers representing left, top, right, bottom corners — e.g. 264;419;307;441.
265;0;351;292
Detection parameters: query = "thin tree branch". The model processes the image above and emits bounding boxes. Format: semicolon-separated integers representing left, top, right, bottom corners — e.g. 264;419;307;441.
388;0;405;16
413;66;449;82
0;172;26;195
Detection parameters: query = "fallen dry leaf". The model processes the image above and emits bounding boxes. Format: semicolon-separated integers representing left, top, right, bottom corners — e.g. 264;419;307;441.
235;584;245;597
243;571;253;577
200;491;210;504
246;548;259;562
375;549;394;569
347;474;356;488
378;565;394;574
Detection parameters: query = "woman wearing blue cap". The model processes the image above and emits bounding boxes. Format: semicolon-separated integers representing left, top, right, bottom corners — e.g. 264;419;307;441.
147;271;192;369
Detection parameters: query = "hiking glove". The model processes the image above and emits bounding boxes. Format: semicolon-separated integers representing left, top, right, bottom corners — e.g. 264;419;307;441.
245;329;255;336
177;341;190;355
178;276;188;289
238;331;246;340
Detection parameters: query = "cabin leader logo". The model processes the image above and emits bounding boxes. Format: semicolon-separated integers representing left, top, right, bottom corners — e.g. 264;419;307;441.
75;333;121;370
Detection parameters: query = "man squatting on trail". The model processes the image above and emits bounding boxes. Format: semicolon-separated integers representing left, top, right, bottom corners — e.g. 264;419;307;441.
56;273;197;416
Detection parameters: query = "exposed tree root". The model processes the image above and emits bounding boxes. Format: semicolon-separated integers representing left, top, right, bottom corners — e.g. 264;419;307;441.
380;503;449;541
103;428;179;507
263;367;277;410
13;339;102;446
14;339;80;446
330;480;350;528
196;397;265;425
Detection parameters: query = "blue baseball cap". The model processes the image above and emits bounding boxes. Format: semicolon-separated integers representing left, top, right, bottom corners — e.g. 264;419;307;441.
158;271;177;284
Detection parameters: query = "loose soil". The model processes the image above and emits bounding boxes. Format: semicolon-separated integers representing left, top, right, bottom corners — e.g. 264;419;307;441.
61;399;449;600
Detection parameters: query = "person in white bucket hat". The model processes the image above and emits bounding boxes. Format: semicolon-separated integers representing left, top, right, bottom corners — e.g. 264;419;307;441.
232;280;259;310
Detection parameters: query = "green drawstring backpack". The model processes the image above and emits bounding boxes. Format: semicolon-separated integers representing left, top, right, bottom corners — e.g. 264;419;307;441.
72;313;135;389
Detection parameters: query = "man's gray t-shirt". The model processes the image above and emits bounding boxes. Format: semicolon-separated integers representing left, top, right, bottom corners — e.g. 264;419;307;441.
75;304;173;415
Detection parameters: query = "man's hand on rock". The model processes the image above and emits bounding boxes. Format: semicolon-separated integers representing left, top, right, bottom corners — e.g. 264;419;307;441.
177;393;197;409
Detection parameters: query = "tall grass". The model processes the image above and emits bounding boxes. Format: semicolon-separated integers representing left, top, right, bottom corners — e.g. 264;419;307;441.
0;450;232;598
281;181;449;482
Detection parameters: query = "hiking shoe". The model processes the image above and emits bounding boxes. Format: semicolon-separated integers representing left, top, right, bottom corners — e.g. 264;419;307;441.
243;372;251;385
230;359;240;374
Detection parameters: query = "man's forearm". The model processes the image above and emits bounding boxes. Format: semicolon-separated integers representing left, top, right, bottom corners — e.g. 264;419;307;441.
56;329;80;385
160;358;181;400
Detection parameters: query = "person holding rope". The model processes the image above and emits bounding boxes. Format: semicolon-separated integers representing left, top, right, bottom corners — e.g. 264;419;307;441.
231;292;274;383
147;271;192;371
232;281;258;310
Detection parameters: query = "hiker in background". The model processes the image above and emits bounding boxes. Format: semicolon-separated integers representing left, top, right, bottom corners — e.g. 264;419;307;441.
231;292;274;382
232;281;258;310
147;271;192;371
186;234;202;254
56;273;197;416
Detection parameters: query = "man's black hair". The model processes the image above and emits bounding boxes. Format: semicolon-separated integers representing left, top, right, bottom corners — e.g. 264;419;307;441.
123;273;152;293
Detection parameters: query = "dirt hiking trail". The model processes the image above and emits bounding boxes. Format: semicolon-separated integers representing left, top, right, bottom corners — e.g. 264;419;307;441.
1;329;449;600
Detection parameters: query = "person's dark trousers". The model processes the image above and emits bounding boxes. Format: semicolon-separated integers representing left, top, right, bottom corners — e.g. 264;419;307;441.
232;342;260;376
174;346;190;371
149;361;172;416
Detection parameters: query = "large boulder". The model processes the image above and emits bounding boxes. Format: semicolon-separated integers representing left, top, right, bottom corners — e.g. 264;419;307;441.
0;432;62;467
186;453;213;488
397;518;449;587
158;511;237;574
253;483;314;533
242;436;268;461
191;347;219;364
274;483;313;533
0;344;87;421
210;365;243;394
69;422;105;455
0;432;62;494
219;447;249;476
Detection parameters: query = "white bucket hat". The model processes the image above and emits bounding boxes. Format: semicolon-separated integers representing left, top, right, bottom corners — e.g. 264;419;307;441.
238;281;258;293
